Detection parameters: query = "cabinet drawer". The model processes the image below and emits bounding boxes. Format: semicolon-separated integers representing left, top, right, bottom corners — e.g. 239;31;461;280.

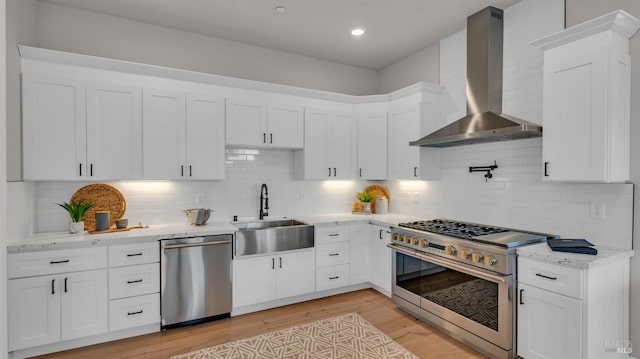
315;225;350;245
316;264;350;291
8;247;107;279
316;243;350;267
109;263;160;300
109;293;160;332
518;258;583;299
109;241;159;267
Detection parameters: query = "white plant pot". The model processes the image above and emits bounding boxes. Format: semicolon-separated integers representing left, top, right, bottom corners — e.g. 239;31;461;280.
361;202;371;211
69;221;84;234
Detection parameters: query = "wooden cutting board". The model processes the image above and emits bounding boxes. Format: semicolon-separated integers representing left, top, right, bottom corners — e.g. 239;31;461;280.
70;184;126;230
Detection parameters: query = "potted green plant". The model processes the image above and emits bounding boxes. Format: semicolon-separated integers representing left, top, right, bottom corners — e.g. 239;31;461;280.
57;201;94;234
356;190;374;212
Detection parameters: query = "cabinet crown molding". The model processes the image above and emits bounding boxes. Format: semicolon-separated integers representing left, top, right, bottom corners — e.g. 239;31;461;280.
18;45;442;105
530;9;640;51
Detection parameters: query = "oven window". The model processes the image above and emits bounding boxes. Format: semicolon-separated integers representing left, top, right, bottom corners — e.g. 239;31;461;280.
395;252;499;331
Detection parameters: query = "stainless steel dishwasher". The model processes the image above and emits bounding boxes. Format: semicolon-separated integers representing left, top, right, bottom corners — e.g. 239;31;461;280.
160;234;232;329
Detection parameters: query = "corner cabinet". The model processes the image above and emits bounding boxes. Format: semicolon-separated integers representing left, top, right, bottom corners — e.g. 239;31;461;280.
143;89;225;180
517;256;630;359
294;108;356;179
357;112;388;180
22;75;143;180
531;10;640;182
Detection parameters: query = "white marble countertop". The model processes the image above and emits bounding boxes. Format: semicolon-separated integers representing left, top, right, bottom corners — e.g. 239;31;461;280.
7;212;426;253
517;242;634;269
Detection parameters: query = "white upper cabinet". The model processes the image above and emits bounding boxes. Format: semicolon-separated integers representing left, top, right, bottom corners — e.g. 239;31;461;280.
86;82;142;180
143;89;225;180
22;74;87;180
295;108;356;179
357;112;387;180
226;98;303;148
532;10;640;182
388;105;420;179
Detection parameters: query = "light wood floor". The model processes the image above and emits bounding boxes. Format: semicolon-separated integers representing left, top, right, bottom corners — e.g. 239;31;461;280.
36;289;485;359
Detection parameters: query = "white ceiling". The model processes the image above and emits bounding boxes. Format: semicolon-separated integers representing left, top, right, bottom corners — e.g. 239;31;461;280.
40;0;520;70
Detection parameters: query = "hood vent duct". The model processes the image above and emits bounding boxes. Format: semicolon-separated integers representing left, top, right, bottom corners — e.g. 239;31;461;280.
411;6;542;148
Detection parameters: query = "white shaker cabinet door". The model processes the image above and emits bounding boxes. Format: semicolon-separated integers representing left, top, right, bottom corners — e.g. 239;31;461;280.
267;103;304;148
8;276;61;351
517;283;582;359
233;256;277;308
357;112;388;180
86;82;142;180
276;249;316;299
226;98;267;147
329;112;356;179
369;225;392;295
388;105;420;180
350;224;371;285
142;89;186;179
302;108;330;179
186;93;225;180
60;269;109;341
22;74;86;180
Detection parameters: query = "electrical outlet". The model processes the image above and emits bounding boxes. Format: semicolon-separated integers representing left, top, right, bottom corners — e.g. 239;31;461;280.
196;193;205;206
413;192;420;204
590;202;605;219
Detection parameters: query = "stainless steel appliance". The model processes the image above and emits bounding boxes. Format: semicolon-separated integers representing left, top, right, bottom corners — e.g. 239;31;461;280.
410;7;542;148
389;219;552;359
161;235;232;329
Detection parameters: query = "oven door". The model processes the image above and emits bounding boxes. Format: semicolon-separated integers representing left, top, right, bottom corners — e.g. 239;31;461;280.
392;245;513;350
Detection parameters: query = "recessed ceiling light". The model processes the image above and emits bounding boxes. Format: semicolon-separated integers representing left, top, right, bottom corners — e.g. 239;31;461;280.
275;6;286;13
351;28;366;37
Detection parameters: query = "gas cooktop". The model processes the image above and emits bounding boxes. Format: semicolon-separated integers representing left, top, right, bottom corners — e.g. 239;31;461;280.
397;219;550;248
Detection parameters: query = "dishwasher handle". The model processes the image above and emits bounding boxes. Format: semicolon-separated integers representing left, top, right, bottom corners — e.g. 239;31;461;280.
163;240;231;250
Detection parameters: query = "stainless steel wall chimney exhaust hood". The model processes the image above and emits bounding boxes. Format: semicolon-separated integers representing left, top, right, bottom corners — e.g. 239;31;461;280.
411;6;542;148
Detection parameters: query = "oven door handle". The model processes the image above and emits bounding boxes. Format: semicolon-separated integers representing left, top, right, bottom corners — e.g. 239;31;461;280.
388;244;507;284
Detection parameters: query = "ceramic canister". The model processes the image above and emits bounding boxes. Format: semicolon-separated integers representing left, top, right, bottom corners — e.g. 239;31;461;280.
95;211;110;231
375;196;388;214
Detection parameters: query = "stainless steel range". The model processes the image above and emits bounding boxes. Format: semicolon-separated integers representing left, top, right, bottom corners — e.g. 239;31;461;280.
389;219;552;359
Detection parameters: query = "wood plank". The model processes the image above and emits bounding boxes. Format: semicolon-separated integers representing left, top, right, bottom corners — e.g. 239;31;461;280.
35;289;485;359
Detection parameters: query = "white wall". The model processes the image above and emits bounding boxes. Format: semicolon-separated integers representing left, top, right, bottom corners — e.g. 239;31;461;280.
0;0;9;356
377;43;439;93
565;0;640;352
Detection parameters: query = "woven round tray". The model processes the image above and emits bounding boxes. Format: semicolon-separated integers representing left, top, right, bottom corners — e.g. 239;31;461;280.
70;184;126;230
365;185;391;213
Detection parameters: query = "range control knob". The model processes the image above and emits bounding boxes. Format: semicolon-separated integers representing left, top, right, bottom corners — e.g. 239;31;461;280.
471;253;484;263
459;250;468;260
410;237;418;245
484;256;498;266
418;240;427;248
391;233;398;241
444;246;457;256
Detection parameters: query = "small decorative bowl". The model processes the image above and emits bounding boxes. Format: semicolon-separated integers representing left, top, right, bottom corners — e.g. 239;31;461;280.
116;218;128;229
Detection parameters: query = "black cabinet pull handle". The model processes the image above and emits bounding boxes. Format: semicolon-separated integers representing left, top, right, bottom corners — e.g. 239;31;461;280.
535;273;557;280
263;133;267;143
270;133;273;144
519;289;524;304
127;310;143;316
181;165;184;177
544;162;549;177
414;167;418;177
51;279;55;295
333;168;337;177
50;259;70;264
127;279;143;284
279;257;282;268
328;233;339;237
79;163;83;177
329;276;339;280
329;253;339;256
64;277;68;293
189;165;192;177
328;168;332;177
90;164;93;177
359;168;362;177
272;258;275;269
127;253;143;257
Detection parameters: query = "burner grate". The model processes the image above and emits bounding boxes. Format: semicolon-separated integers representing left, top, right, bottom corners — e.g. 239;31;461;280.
398;219;507;240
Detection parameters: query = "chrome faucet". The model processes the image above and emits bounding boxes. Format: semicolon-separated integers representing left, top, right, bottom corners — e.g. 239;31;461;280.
259;184;269;220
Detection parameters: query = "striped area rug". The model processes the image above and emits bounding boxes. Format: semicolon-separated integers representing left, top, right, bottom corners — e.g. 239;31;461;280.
171;312;419;359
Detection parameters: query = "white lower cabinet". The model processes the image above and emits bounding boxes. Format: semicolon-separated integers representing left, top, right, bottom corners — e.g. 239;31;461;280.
109;293;160;332
517;257;630;359
369;224;392;294
349;224;370;285
233;249;315;308
8;269;108;351
316;264;350;291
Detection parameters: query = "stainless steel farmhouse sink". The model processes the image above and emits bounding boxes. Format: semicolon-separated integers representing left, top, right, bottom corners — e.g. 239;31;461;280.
233;219;314;257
